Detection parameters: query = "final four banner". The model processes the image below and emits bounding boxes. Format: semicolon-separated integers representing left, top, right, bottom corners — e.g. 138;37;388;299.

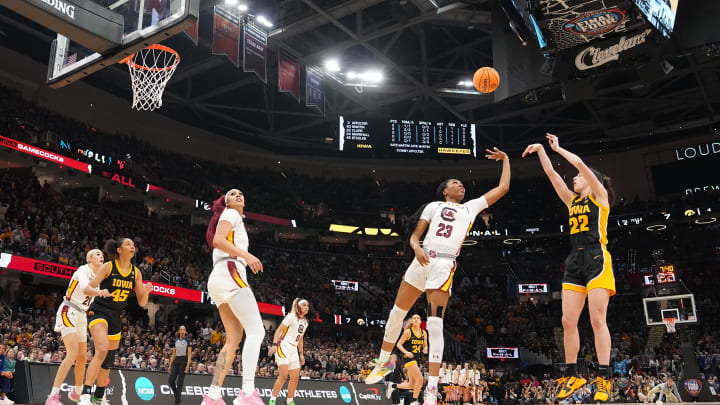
243;22;268;82
278;48;300;101
305;64;324;114
212;5;241;67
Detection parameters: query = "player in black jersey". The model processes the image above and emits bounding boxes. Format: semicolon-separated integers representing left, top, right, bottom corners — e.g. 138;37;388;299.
79;238;153;405
386;314;428;405
523;134;615;403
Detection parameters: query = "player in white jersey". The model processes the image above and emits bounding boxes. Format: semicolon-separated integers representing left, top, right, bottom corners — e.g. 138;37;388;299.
204;189;265;405
268;298;310;405
367;148;510;405
45;249;111;405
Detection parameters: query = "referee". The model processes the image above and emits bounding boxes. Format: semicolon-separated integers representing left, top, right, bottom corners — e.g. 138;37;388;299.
168;325;191;405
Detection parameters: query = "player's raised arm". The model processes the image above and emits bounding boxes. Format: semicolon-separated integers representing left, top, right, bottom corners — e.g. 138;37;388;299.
522;142;574;209
482;147;510;207
83;262;112;296
546;133;609;206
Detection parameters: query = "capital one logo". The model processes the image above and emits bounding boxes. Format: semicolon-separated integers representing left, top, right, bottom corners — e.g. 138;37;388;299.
440;207;457;222
359;388;382;400
40;0;76;19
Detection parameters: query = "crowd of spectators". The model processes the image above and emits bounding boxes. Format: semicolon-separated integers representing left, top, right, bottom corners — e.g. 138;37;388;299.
1;84;720;404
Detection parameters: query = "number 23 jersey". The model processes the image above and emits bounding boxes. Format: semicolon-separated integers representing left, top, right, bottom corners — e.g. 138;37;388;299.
420;196;488;256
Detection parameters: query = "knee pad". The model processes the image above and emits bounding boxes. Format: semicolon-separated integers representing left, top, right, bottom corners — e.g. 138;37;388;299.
426;316;444;364
383;305;409;343
101;349;116;370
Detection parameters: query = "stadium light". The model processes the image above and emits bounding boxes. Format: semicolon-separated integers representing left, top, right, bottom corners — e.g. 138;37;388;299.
238;4;248;11
361;71;383;83
256;15;273;27
324;59;340;72
225;0;238;5
346;71;357;80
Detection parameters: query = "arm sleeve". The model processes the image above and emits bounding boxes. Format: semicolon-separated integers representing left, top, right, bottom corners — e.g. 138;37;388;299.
419;203;438;222
465;196;489;217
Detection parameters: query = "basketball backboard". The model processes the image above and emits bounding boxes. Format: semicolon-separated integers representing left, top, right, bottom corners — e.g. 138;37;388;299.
643;293;697;326
47;0;198;87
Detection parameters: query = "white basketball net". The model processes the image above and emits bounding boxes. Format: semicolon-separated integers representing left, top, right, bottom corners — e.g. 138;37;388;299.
663;318;676;333
122;44;180;111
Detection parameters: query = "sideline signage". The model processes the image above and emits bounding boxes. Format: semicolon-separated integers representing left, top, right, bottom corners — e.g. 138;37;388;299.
20;363;391;405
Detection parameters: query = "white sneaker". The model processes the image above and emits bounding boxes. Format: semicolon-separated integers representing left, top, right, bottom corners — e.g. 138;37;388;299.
78;394;93;405
386;382;396;399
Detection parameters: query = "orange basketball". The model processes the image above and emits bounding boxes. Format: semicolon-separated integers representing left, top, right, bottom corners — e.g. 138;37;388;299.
473;67;500;94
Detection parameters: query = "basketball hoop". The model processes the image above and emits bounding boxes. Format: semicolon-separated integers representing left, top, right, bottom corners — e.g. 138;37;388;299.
119;44;180;111
662;318;676;333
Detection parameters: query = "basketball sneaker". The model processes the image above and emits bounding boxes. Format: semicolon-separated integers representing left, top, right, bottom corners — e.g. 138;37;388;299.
69;388;81;402
232;389;264;405
556;375;587;399
591;377;612;402
365;358;394;384
45;392;63;405
386;382;396;399
201;395;227;405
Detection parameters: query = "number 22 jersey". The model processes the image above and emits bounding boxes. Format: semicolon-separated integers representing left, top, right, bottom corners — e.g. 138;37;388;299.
420;196;488;256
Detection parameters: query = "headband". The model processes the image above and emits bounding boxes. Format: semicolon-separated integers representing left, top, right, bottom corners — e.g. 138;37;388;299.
298;299;308;306
225;189;242;205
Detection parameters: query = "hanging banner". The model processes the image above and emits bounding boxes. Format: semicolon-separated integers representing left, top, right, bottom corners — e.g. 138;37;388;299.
305;64;324;114
212;5;241;67
243;22;268;82
278;48;300;100
184;18;199;45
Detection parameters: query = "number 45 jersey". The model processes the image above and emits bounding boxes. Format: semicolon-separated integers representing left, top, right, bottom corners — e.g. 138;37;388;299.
93;260;137;311
420;196;488;257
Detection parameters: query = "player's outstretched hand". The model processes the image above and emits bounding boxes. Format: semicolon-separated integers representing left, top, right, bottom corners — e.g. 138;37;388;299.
246;253;264;274
522;143;544;157
546;133;560;151
98;289;112;298
485;147;508;161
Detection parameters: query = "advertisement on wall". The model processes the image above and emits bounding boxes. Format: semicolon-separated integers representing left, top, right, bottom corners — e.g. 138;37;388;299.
21;363;390;405
0;254;283;315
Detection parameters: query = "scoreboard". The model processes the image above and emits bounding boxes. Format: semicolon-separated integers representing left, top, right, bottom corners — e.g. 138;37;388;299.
339;116;477;158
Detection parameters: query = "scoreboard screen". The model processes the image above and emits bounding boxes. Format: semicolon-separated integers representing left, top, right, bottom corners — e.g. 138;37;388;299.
339;116;477;158
487;347;519;359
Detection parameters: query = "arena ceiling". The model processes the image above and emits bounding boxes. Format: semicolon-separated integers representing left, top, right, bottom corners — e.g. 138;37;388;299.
1;0;719;156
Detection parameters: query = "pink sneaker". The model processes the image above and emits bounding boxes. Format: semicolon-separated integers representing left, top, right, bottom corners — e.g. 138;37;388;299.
69;389;81;402
45;392;63;405
232;389;264;405
202;394;227;405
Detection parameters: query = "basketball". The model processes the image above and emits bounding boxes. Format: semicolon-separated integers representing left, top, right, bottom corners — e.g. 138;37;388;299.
473;67;500;93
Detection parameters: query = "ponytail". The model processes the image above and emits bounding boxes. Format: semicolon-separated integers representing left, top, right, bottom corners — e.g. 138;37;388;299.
589;167;615;205
291;297;309;319
205;196;227;249
104;237;128;261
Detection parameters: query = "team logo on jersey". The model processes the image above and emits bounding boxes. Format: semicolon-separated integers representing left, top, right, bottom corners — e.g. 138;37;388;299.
440;207;457;222
683;379;701;396
563;8;625;35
